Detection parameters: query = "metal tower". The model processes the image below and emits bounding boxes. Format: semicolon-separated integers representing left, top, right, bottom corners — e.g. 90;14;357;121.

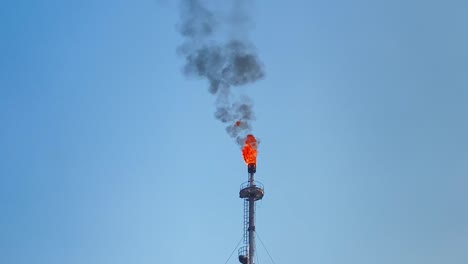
238;163;264;264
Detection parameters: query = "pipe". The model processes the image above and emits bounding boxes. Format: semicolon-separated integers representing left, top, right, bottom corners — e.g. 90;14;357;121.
248;171;255;264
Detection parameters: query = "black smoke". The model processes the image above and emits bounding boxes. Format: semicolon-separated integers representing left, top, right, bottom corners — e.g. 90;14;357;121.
178;0;264;146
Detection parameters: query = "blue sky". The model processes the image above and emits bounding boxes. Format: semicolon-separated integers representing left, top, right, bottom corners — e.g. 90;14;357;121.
1;0;467;263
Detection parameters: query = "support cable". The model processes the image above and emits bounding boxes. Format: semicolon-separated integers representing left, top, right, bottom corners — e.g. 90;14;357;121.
224;236;244;264
255;231;277;264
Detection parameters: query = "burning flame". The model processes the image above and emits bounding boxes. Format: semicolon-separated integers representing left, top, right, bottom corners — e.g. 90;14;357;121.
242;134;258;164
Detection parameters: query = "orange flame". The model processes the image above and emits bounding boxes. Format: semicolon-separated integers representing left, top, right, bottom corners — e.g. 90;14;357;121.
242;134;258;164
235;120;242;127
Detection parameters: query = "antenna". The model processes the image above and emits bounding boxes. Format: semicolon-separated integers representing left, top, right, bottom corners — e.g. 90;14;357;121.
238;163;264;264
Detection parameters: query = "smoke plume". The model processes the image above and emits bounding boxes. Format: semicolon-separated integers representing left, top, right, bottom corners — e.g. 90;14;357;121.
178;0;264;146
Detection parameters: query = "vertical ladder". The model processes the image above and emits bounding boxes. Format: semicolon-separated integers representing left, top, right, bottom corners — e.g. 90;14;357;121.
243;199;249;245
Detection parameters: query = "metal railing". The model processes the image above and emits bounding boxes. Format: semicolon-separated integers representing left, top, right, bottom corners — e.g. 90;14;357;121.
240;181;264;191
238;246;248;258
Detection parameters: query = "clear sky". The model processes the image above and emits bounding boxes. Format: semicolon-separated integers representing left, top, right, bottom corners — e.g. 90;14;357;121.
1;0;467;263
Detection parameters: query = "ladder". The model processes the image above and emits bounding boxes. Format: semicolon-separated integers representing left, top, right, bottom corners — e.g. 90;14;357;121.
243;199;249;245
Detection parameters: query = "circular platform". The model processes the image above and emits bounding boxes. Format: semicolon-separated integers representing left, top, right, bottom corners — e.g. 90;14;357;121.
239;183;264;200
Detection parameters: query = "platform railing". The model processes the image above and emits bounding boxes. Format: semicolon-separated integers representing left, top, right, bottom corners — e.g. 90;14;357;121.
240;181;264;191
238;246;248;260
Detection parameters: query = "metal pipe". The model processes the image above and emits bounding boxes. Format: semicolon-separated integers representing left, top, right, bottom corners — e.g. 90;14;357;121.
248;171;255;264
